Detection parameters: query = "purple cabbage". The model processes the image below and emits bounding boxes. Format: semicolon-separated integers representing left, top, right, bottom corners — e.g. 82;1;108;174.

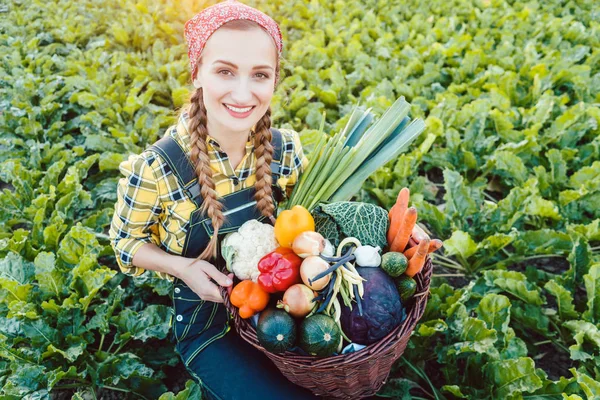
340;267;406;345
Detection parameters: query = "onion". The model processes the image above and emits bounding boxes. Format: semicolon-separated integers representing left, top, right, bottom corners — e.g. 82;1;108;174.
292;231;325;258
300;256;331;291
277;284;316;318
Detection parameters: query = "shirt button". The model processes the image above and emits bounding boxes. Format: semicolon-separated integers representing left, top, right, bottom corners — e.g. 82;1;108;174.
232;177;239;185
174;287;181;294
176;315;183;322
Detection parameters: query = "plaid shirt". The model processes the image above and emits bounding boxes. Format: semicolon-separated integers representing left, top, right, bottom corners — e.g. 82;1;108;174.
109;111;309;281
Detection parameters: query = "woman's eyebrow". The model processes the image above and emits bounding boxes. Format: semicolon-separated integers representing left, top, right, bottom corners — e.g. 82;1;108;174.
212;60;274;71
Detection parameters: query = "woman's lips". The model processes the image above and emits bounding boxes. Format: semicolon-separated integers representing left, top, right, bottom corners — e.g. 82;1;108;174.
223;103;255;118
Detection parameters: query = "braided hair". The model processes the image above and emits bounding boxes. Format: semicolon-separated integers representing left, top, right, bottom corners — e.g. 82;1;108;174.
182;19;282;261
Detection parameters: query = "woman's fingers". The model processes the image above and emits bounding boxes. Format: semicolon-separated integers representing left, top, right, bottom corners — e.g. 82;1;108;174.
201;262;233;287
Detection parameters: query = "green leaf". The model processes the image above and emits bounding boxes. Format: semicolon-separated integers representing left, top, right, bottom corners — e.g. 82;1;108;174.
47;366;80;391
417;319;448;337
34;252;66;299
443;169;480;221
484;270;544;305
158;379;203;400
373;377;419;399
486;357;543;399
489;150;528;185
112;304;171;343
544;280;579;320
570;368;600;399
564;232;591;288
512;229;572;255
563;321;600;361
583;263;600;323
0;252;35;303
312;201;389;249
448;317;498;356
442;385;467;398
569;161;600;191
511;301;550;336
57;224;101;265
476;294;511;342
42;342;85;362
1;364;47;398
444;230;478;259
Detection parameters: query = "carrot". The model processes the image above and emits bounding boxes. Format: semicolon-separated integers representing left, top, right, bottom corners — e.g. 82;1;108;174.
405;238;430;277
387;188;410;245
390;207;417;253
404;238;443;259
407;237;418;249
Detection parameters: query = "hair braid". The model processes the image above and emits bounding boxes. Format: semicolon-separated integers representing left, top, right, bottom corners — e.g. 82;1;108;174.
253;107;277;224
188;88;226;260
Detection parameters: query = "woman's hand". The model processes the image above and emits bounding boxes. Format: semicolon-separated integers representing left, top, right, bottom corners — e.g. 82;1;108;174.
175;257;234;303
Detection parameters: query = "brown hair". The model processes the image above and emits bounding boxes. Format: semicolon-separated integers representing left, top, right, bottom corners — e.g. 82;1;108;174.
179;19;282;261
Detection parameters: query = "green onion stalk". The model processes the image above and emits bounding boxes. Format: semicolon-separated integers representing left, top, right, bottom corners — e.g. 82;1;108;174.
285;96;426;211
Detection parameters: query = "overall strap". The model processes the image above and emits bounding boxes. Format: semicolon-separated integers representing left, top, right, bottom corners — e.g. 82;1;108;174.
148;128;285;208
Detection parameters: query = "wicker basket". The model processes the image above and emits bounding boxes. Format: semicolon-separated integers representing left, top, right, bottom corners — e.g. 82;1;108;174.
219;257;433;399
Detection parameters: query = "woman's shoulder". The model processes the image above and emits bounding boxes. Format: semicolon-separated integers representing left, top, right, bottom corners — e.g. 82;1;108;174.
272;127;308;175
274;127;303;153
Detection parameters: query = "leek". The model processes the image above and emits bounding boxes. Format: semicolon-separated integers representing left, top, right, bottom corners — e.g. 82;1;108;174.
285;96;426;211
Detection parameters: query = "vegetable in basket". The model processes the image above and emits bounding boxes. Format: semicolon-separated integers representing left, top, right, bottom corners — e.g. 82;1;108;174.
292;231;326;258
256;308;297;354
277;283;317;318
340;266;406;345
286;96;426;210
221;220;279;282
300;256;331;290
312;201;389;249
230;280;270;319
298;314;341;357
274;205;314;248
256;247;303;293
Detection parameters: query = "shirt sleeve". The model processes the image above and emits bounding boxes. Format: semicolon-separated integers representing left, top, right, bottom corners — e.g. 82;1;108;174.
277;129;310;198
109;152;163;277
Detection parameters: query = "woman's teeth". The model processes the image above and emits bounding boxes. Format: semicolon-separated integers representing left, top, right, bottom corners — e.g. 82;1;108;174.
225;104;254;113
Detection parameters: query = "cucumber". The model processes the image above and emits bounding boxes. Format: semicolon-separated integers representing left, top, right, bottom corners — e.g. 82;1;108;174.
381;252;408;277
256;308;297;354
298;314;340;357
394;275;417;303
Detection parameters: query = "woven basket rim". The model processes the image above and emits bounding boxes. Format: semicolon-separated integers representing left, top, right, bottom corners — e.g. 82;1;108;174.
220;256;433;366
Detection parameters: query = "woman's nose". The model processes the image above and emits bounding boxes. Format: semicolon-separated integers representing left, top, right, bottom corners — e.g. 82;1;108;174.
230;80;254;104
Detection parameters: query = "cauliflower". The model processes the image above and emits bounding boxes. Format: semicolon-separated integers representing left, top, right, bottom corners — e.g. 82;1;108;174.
221;219;279;282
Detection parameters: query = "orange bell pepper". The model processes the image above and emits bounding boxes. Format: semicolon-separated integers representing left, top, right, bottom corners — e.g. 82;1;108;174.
274;205;315;248
229;280;270;319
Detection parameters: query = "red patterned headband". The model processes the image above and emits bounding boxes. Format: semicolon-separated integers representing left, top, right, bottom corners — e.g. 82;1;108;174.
184;0;283;82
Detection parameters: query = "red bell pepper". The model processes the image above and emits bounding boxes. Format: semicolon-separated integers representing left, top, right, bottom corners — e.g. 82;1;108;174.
257;247;303;293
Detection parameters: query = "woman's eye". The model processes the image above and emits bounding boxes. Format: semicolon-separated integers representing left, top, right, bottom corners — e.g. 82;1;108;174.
218;70;269;79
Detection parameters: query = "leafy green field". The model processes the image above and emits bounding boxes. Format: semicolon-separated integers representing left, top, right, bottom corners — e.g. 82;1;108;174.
1;0;599;398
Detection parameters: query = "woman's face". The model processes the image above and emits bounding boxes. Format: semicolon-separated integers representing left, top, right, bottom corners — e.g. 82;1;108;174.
195;27;277;139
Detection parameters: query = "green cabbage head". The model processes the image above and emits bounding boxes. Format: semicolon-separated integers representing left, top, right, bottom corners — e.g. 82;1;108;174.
312;201;389;249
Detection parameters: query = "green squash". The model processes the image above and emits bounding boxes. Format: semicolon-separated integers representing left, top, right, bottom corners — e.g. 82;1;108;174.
381;252;408;277
298;314;340;357
256;308;297;354
395;275;417;303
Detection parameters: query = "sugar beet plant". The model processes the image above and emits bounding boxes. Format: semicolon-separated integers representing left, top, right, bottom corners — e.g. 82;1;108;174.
1;0;600;398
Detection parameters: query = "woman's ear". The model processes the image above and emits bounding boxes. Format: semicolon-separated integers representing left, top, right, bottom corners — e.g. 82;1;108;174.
193;75;202;89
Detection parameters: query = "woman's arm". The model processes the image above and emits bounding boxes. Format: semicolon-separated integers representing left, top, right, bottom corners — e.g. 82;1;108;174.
132;242;233;303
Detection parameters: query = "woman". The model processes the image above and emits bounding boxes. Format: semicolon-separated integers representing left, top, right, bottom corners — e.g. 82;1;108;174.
109;1;318;398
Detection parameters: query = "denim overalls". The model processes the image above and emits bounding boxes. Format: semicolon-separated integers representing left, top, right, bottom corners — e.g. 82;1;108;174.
149;130;318;400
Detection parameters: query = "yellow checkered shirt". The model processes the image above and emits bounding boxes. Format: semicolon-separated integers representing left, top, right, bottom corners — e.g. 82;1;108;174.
109;112;309;281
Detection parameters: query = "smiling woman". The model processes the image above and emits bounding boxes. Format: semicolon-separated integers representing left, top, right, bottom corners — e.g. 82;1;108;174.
108;0;315;399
